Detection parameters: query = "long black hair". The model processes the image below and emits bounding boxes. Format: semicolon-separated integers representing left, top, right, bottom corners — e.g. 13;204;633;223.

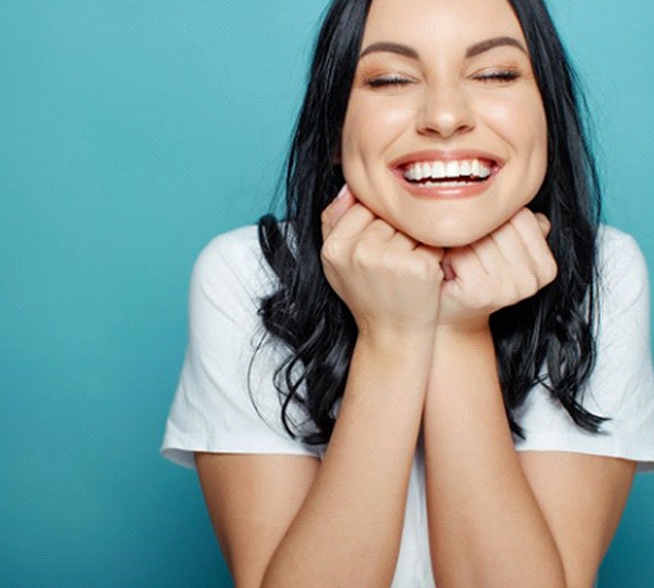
256;0;606;444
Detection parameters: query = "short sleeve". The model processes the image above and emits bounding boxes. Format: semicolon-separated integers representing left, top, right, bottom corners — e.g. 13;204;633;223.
515;226;654;472
161;226;322;469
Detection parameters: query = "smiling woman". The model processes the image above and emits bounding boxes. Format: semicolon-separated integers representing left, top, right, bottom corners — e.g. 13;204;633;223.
341;0;548;247
161;0;654;586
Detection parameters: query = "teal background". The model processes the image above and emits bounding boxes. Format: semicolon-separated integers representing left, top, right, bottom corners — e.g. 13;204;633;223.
1;0;652;586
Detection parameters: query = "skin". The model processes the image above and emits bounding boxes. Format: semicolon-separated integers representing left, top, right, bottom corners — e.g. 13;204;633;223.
340;0;548;248
196;0;637;586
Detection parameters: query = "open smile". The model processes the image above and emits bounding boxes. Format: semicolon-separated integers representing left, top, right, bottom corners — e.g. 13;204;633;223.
390;151;504;198
402;158;496;186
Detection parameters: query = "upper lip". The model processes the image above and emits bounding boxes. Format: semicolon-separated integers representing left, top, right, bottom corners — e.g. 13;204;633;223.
389;149;505;171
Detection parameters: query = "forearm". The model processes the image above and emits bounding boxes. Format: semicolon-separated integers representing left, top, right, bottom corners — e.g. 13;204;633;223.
424;326;566;588
262;332;433;588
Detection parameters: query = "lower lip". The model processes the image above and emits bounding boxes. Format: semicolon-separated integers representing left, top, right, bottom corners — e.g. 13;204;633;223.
393;168;497;199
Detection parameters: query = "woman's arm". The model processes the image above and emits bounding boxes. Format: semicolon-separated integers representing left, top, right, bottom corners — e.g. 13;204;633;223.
425;326;567;587
197;333;432;588
197;189;443;587
423;209;636;587
262;330;434;587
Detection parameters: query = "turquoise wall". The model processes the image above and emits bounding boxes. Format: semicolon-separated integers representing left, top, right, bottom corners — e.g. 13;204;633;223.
1;1;652;586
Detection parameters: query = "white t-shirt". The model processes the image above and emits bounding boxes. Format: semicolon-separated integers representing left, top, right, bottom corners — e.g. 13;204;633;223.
162;224;654;587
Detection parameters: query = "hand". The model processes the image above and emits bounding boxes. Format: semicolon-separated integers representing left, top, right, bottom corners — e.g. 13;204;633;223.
321;186;445;341
438;208;557;332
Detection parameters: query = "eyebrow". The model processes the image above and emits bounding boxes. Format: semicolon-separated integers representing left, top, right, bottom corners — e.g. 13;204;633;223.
359;41;419;60
465;36;527;58
359;36;528;61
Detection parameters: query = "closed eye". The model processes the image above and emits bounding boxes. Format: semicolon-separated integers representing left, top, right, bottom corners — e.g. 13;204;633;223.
473;70;521;83
366;74;414;88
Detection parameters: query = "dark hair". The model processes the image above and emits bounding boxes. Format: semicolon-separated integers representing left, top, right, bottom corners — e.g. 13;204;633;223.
256;0;606;444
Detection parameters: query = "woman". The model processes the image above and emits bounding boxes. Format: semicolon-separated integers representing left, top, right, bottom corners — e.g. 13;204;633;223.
162;0;654;585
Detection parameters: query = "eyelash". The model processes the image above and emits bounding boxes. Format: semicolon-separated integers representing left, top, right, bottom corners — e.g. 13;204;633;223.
473;70;521;83
366;74;413;88
365;70;521;88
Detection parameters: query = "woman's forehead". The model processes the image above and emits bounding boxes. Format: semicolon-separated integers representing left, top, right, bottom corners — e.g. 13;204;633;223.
361;0;526;50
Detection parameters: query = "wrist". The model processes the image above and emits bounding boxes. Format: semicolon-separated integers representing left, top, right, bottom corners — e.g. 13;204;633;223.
356;324;437;357
434;321;494;354
427;324;499;403
437;316;491;338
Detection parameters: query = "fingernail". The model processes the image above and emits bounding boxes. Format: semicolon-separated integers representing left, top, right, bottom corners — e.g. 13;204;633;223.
335;185;348;200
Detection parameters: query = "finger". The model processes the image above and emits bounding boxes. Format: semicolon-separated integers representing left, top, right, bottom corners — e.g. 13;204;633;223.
510;209;551;254
360;217;397;244
533;212;551;237
442;243;488;286
468;233;504;278
441;256;456;281
329;185;356;228
321;185;357;240
322;201;376;244
489;219;534;271
387;225;420;251
488;220;542;294
509;210;558;286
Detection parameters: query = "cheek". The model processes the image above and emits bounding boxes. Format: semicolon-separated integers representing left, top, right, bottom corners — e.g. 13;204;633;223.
340;107;379;195
341;98;413;163
485;94;548;172
522;105;549;189
515;99;547;152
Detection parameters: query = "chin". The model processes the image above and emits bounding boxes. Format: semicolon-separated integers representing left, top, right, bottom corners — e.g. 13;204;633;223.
403;221;496;249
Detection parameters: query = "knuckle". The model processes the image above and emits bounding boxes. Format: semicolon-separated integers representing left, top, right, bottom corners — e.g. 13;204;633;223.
525;275;540;297
544;257;559;283
513;274;538;300
320;239;342;264
320;206;332;227
369;218;390;234
351;240;373;268
512;208;531;225
507;283;523;304
470;288;490;309
408;255;439;283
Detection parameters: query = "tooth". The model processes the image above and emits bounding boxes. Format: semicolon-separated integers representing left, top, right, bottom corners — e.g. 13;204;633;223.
460;160;472;176
479;162;491;178
471;159;481;176
446;161;460;178
405;165;416;181
432;161;446;179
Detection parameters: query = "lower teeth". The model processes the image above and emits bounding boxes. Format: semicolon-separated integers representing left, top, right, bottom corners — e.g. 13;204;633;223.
422;180;476;187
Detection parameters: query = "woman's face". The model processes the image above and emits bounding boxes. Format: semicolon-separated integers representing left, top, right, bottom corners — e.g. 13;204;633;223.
340;0;548;247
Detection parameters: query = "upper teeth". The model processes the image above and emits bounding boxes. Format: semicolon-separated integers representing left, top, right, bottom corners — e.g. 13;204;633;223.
404;159;492;181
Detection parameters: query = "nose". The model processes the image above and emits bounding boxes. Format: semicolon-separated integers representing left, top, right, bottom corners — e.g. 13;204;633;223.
416;81;475;138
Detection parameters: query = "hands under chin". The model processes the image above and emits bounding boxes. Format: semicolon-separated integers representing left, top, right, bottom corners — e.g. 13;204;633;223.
321;185;558;339
320;185;445;343
437;207;558;334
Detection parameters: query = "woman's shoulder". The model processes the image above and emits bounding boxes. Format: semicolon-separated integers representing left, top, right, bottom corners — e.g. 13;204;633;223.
191;224;280;303
597;224;643;257
196;224;263;270
596;224;649;303
597;224;649;272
